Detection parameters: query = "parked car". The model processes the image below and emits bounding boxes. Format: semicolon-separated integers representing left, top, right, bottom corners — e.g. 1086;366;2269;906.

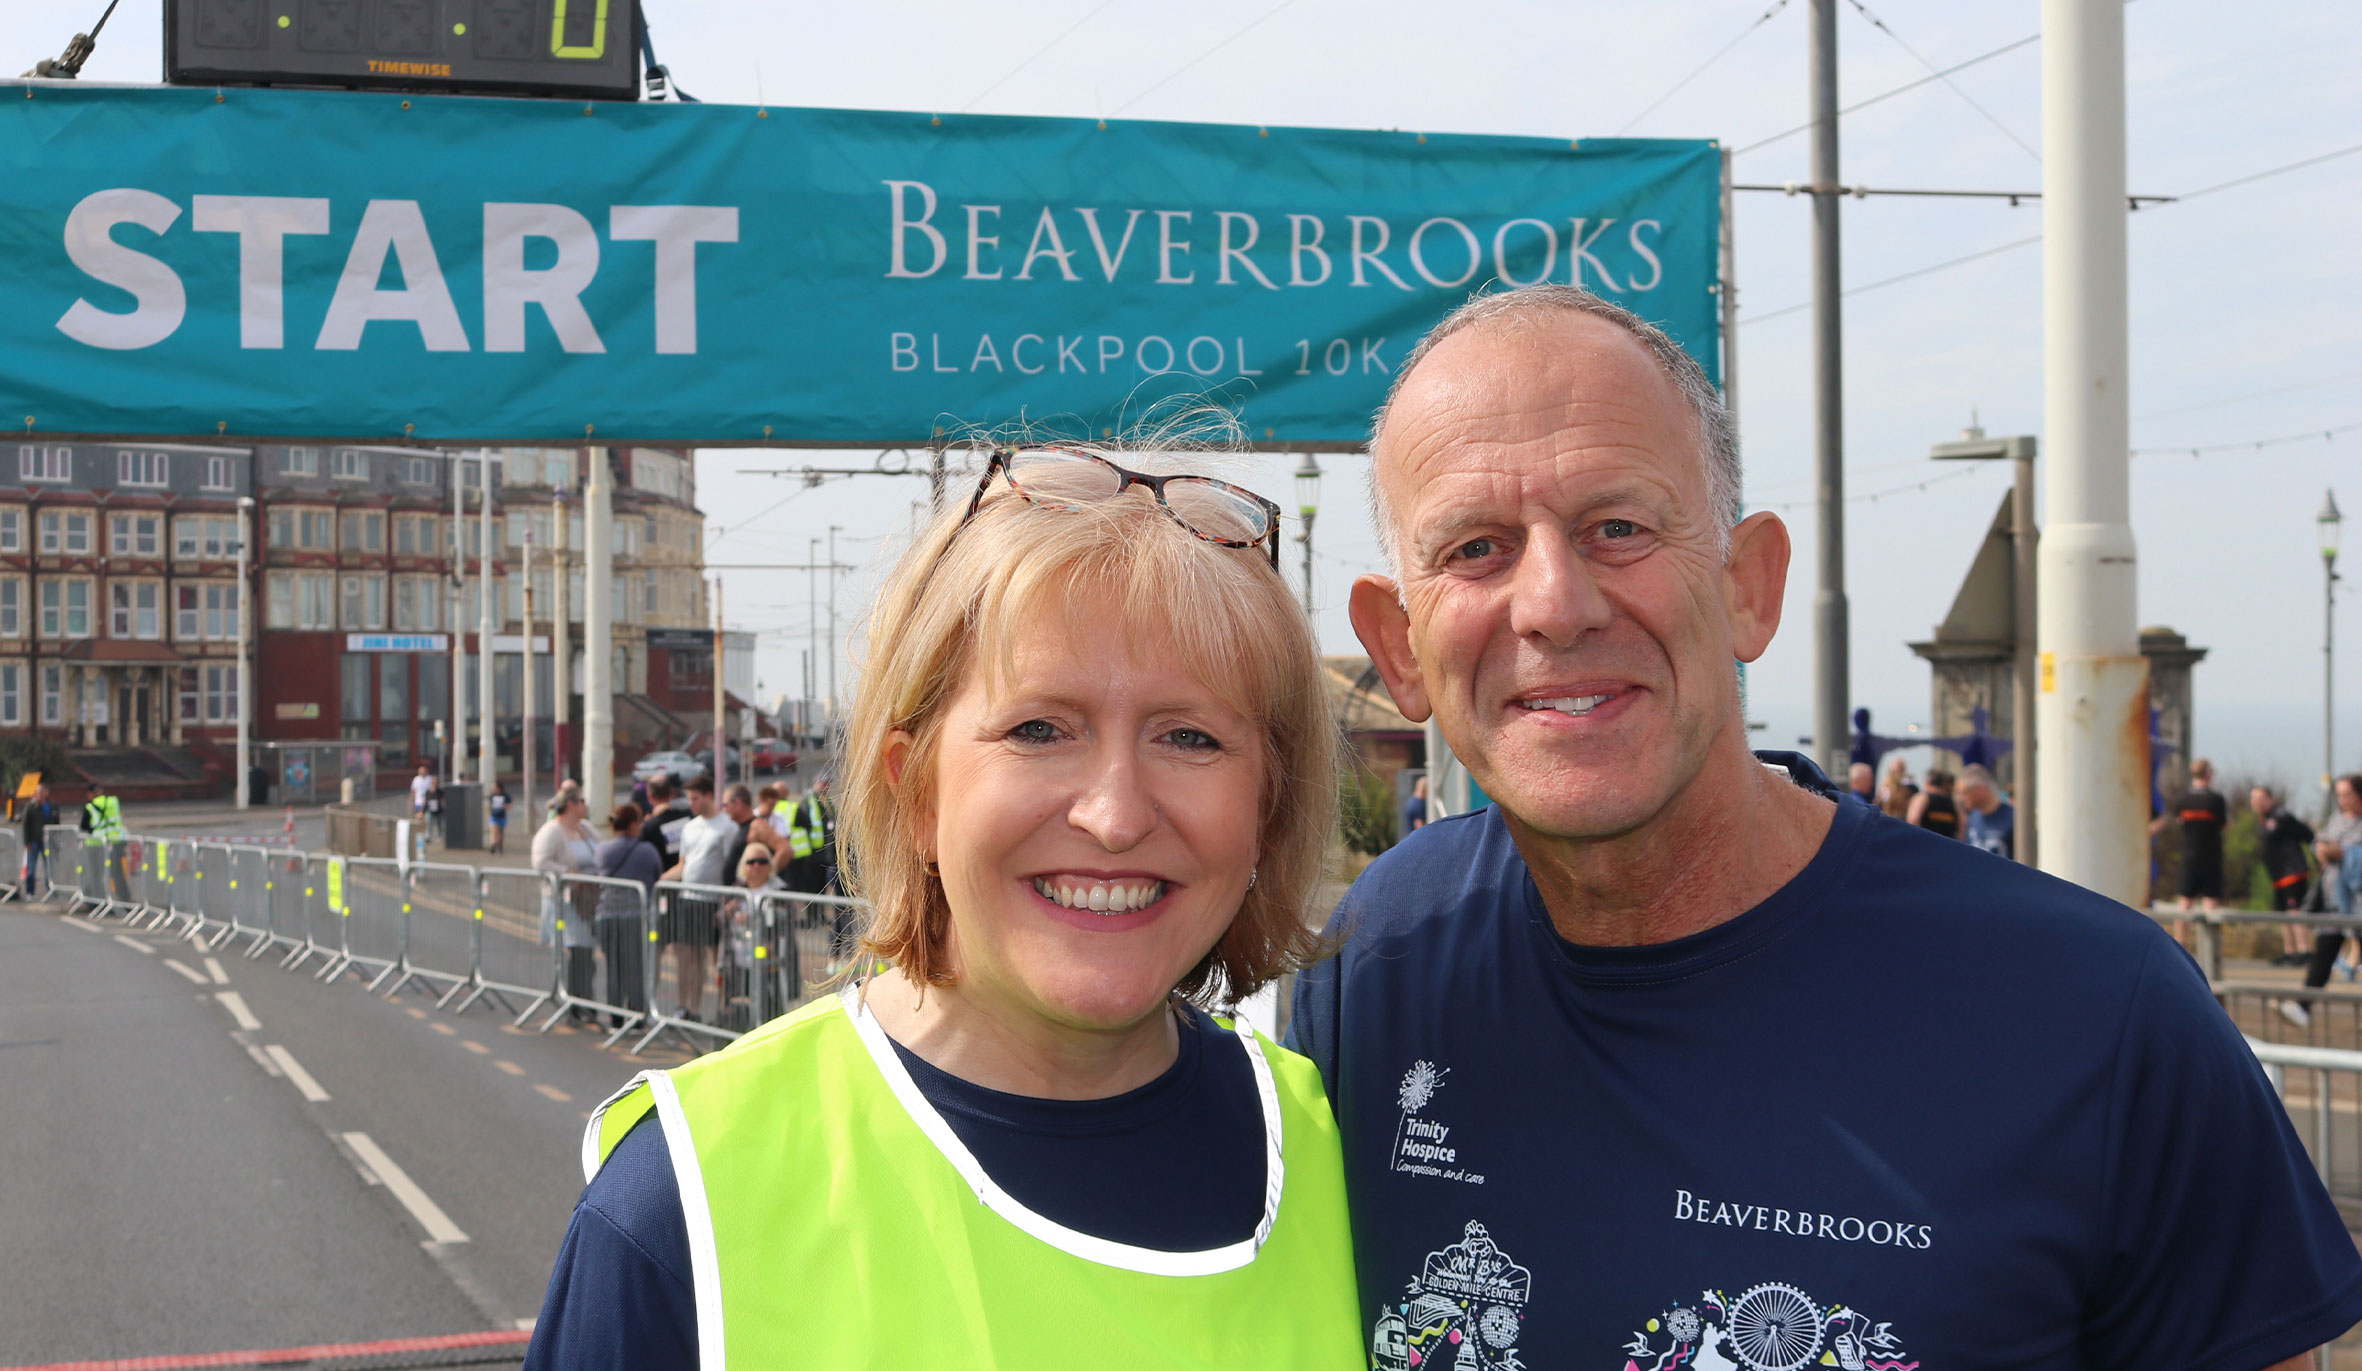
632;749;709;786
749;739;796;773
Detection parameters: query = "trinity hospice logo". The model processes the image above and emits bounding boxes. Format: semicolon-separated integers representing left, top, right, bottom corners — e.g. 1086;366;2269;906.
1390;1059;1484;1185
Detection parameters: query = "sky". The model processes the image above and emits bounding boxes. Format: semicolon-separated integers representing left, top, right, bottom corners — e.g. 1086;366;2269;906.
8;0;2356;787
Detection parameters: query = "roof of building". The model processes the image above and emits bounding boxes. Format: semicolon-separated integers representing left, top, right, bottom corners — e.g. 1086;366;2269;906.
56;640;185;664
1321;655;1420;735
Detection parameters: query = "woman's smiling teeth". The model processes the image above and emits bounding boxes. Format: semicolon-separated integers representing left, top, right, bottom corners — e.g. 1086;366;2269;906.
1032;876;1168;913
1521;693;1613;715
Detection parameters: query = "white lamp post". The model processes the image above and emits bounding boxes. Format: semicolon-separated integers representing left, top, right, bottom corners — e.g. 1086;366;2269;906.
1292;453;1322;616
2320;489;2343;808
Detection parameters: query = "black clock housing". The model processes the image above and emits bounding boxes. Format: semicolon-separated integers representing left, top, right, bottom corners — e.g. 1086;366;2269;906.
166;0;642;101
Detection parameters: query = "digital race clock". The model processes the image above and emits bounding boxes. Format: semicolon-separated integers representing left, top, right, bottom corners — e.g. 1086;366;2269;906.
166;0;641;101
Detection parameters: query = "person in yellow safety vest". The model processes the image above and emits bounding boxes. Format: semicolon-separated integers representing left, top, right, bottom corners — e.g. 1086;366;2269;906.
521;445;1362;1370
783;778;834;874
79;782;128;901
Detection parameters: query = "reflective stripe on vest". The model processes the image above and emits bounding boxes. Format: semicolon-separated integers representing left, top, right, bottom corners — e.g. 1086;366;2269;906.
585;986;1363;1370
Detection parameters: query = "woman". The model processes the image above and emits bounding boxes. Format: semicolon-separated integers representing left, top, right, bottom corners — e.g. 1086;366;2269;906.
594;802;664;1026
719;844;789;1028
533;791;600;1023
488;781;511;855
525;445;1360;1368
1876;756;1916;819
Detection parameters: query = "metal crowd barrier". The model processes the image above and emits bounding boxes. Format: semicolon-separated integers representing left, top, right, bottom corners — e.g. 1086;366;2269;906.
2247;1038;2359;1371
0;828;21;901
41;829;873;1056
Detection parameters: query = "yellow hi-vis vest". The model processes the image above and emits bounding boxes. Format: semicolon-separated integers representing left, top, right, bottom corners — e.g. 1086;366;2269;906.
585;986;1363;1371
785;794;830;861
83;794;123;844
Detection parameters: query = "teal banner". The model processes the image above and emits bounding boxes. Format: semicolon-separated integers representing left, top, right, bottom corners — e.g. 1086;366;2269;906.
1;83;1722;446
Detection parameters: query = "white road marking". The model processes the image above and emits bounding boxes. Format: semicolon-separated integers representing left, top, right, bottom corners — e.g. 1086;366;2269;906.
428;1022;457;1036
112;934;156;955
342;1132;469;1244
459;1040;490;1056
534;1084;572;1103
203;957;229;984
60;916;101;933
264;1045;330;1102
215;991;262;1031
492;1060;525;1077
243;1042;283;1077
162;958;208;985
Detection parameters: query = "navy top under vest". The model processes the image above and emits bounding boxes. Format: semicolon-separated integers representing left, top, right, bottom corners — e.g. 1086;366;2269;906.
522;1001;1265;1370
1291;752;2362;1371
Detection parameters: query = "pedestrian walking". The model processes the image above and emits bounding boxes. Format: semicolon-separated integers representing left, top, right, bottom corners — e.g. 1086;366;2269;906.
487;781;511;855
1957;763;2015;858
1905;767;1962;838
1294;283;2360;1369
19;783;55;898
594;802;662;1027
409;763;434;827
533;792;601;1022
2151;758;2230;952
424;778;443;842
658;775;737;1023
2260;787;2333;1027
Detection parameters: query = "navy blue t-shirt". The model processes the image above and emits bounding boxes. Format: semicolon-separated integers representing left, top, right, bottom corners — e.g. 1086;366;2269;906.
523;1002;1264;1371
1290;753;2362;1371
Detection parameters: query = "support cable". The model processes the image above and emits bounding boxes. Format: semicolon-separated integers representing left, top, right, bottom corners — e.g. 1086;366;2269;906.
1616;0;1792;136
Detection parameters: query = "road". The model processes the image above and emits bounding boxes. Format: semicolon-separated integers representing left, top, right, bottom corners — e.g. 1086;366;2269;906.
0;891;698;1368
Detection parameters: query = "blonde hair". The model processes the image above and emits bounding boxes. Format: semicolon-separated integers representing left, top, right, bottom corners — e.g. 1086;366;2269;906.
839;449;1339;1006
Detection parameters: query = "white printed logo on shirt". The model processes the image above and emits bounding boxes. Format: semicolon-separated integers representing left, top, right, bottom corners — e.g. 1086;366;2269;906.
1619;1286;1916;1371
1370;1221;1531;1371
1390;1059;1485;1185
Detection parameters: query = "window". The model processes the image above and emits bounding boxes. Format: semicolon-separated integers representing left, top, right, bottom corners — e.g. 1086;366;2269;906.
266;571;335;629
0;508;22;553
203;455;233;491
614;520;641;557
268;508;293;549
39;664;60;725
116;450;169;487
0;662;20;726
393;575;441;631
179;664;237;725
40;578;91;638
109;580;162;639
455;458;479;491
645;570;660;620
271;507;333;550
631;449;689;501
393;514;440;556
402;457;435;486
176;582;239;641
39;510;92;555
339;511;384;554
109;513;162;558
545;453;574;490
0;578;19;638
341;654;372;722
341;573;385;630
332;447;369;480
174;515;239;560
282;446;319;476
18;445;71;484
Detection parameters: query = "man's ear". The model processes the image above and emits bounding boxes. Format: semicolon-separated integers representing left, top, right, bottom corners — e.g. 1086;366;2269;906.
1723;511;1790;663
1350;574;1432;723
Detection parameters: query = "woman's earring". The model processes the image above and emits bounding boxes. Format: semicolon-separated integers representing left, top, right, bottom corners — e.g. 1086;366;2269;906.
1246;868;1257;890
924;859;941;878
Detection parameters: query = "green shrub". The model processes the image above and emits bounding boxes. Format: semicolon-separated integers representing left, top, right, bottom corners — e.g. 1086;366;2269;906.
1339;767;1398;857
0;735;68;803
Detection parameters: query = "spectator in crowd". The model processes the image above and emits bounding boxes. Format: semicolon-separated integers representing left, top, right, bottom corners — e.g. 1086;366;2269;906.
1958;763;2015;858
424;777;443;842
718;784;761;886
487;781;512;855
1294;283;2359;1370
659;776;738;1023
2150;758;2230;952
1844;760;1877;805
721;843;788;1026
1905;766;1961;838
20;782;55;899
640;774;692;873
593;802;662;1027
2259;787;2332;1026
1400;775;1429;835
1876;755;1917;819
750;782;790;852
2314;775;2362;960
785;775;838;895
534;791;601;1024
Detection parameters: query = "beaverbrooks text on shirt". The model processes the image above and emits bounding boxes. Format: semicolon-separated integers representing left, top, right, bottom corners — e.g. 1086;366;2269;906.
1674;1190;1933;1249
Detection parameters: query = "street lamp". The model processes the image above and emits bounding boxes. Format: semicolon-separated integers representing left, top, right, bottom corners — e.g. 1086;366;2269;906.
1930;423;2038;864
2320;489;2342;807
235;495;255;810
1292;452;1322;616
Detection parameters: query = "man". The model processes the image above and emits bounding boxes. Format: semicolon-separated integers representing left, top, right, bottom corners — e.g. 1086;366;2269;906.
2258;787;2328;1027
659;776;737;1023
1904;767;1961;839
639;774;692;874
1957;763;2015;859
716;783;761;888
786;774;848;962
19;783;55;899
1844;760;1877;806
1292;285;2358;1371
2152;757;2233;938
79;780;129;905
1400;775;1429;837
409;763;435;828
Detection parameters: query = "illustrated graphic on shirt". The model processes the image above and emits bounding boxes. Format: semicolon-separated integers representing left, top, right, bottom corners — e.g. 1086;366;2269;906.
1369;1220;1530;1371
1617;1287;1915;1371
1390;1059;1483;1183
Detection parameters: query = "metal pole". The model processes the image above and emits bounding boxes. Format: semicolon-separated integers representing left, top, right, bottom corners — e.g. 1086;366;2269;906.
1719;147;1740;433
450;460;467;785
1300;509;1317;615
1809;0;1850;781
235;495;252;810
2328;543;2339;808
2012;444;2039;865
711;577;726;792
477;450;496;822
2037;0;2146;902
807;536;819;747
826;524;840;733
582;449;614;825
553;490;570;790
521;525;535;828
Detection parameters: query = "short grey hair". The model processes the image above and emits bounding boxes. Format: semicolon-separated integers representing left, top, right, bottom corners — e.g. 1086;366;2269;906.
1365;284;1740;579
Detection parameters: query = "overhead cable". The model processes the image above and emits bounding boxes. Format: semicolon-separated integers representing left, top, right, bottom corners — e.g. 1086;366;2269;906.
1615;0;1792;137
962;0;1127;113
1733;33;2038;156
1842;0;2038;160
1111;0;1302;116
2131;421;2359;459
